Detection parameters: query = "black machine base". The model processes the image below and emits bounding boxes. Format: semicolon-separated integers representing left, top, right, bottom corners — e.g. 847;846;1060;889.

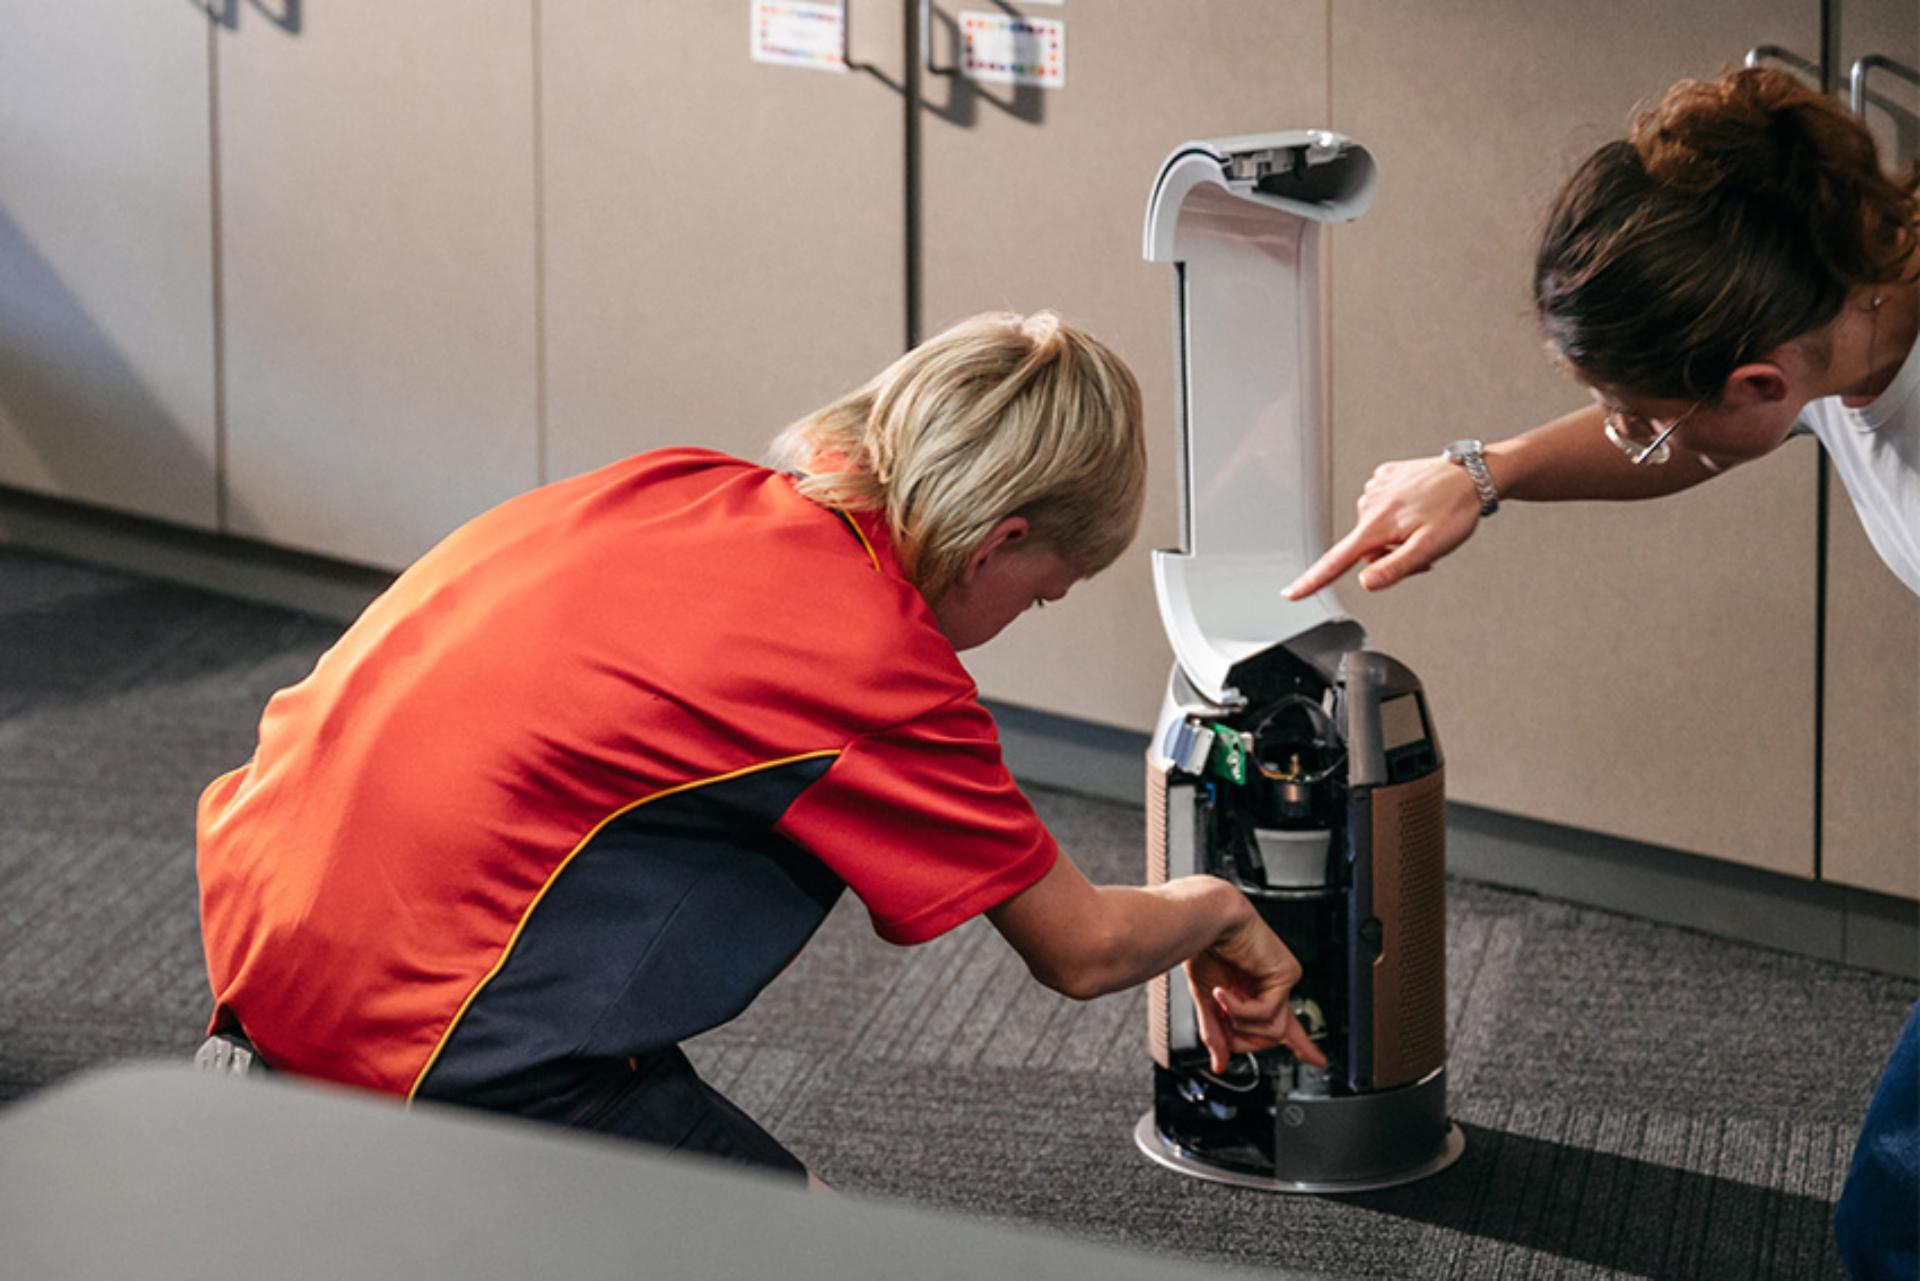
1134;1067;1465;1194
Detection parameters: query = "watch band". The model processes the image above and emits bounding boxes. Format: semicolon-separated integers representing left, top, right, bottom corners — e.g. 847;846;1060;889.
1442;439;1500;517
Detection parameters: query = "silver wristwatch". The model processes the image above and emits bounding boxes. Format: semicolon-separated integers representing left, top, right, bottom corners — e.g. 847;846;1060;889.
1441;439;1500;517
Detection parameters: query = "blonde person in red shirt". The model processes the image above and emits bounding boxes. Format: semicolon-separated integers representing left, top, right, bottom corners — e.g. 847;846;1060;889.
199;311;1326;1183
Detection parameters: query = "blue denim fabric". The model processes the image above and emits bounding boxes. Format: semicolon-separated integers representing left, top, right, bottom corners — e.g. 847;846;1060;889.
1836;1001;1919;1280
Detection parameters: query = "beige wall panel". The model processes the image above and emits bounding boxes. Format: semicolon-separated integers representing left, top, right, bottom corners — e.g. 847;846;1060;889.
920;1;1331;732
218;4;539;568
0;2;217;528
542;4;907;481
1824;0;1919;900
1330;1;1822;876
1826;512;1920;899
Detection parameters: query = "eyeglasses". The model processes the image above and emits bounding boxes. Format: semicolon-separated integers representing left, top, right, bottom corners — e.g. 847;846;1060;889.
1599;393;1709;467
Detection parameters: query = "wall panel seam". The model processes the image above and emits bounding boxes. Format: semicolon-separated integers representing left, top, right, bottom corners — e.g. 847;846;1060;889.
1813;0;1839;881
209;11;229;532
1325;0;1336;538
904;0;923;350
533;0;549;486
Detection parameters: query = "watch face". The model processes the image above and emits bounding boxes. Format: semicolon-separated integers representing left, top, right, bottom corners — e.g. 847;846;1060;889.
1445;439;1481;458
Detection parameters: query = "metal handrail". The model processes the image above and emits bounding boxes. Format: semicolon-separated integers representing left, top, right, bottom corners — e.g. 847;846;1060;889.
1744;44;1822;82
1850;53;1920;117
919;0;956;75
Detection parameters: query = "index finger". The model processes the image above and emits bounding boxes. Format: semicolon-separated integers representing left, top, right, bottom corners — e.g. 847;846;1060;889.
1214;985;1329;1069
1212;981;1287;1027
1282;1017;1328;1069
1284;518;1391;600
1191;980;1232;1074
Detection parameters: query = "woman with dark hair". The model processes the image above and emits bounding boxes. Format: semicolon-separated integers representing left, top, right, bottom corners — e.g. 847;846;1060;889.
1285;67;1917;1279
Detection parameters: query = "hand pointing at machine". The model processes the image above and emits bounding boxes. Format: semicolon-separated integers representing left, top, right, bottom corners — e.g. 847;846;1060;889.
1281;401;1727;602
1282;452;1486;600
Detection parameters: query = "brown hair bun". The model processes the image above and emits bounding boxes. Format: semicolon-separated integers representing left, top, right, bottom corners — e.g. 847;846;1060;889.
1631;68;1910;282
1536;67;1918;400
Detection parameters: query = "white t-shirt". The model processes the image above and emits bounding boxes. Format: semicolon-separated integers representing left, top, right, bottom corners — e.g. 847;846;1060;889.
1799;326;1920;597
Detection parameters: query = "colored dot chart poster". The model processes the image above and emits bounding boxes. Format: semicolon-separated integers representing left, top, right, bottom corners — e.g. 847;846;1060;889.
750;0;847;74
960;10;1065;89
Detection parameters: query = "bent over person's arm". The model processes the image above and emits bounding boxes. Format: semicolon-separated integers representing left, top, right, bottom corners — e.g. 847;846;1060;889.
986;853;1327;1072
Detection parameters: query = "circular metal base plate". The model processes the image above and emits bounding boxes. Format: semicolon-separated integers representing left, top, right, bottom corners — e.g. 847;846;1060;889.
1133;1112;1466;1195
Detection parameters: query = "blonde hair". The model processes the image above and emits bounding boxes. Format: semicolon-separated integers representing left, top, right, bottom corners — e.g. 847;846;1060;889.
768;311;1147;601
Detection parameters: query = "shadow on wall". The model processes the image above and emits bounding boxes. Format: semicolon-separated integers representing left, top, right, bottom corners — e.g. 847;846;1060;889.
202;0;302;35
843;0;1045;125
920;0;1044;128
1340;1122;1845;1279
0;203;259;533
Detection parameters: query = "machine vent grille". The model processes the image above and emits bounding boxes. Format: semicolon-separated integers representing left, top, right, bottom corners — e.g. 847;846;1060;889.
1147;756;1169;887
1147;757;1170;1068
1147;977;1171;1070
1371;767;1447;1088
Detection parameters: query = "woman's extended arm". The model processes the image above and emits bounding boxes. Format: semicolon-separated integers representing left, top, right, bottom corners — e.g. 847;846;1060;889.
1284;404;1727;598
985;852;1327;1072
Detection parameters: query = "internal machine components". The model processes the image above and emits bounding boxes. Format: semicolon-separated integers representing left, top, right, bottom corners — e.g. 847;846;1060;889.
1133;133;1464;1193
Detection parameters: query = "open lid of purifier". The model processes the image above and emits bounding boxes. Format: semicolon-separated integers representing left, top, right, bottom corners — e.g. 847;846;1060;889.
1144;131;1376;707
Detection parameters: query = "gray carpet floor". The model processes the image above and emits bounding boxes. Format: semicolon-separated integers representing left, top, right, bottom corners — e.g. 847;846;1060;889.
1;544;1913;1279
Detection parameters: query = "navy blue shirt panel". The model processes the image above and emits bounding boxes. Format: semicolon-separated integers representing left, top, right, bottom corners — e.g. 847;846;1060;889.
416;755;843;1110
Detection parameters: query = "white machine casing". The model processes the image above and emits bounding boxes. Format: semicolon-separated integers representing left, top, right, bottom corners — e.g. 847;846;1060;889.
1134;132;1464;1193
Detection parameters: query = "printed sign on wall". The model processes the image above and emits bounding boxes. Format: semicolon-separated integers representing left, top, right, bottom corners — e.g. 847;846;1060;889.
959;11;1065;89
751;0;847;73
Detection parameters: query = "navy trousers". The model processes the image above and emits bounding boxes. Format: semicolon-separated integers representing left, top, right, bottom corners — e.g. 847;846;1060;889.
570;1045;807;1180
1836;1000;1920;1280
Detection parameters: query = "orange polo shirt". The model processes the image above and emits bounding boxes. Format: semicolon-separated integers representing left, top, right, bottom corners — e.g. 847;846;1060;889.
197;449;1057;1102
